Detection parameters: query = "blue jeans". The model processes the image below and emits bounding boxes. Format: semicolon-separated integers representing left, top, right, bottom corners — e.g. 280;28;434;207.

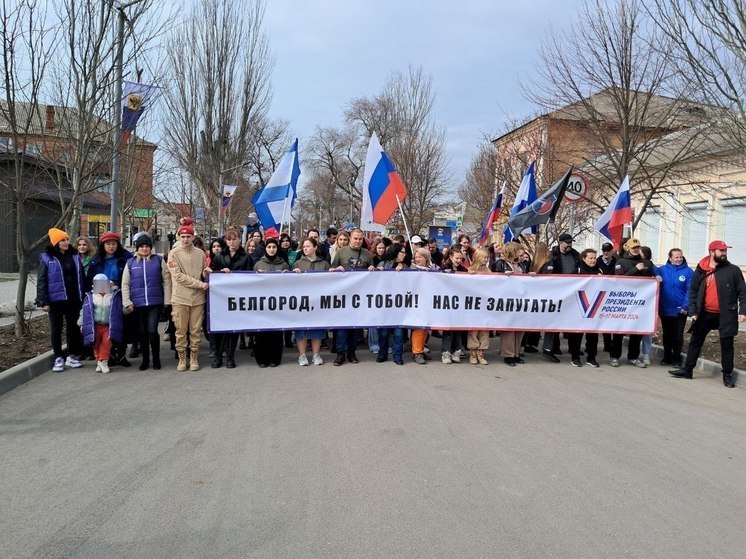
377;328;403;362
334;329;358;353
368;327;379;353
641;334;652;356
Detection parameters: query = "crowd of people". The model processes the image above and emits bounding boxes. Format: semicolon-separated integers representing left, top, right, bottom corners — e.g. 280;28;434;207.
35;220;746;388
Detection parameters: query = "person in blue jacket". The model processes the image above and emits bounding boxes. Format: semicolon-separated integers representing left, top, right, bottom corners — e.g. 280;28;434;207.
35;227;86;373
656;248;693;366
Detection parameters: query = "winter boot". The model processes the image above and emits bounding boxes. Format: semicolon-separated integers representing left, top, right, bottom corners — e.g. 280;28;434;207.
225;336;237;368
176;351;188;372
477;350;488;365
190;349;200;371
139;335;150;371
469;349;478;365
150;334;161;370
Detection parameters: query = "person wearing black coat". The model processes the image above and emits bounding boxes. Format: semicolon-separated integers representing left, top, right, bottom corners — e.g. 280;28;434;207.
206;229;253;368
35;228;86;372
670;240;746;387
597;242;618;275
567;249;603;368
550;233;581;274
86;231;134;366
615;237;655;368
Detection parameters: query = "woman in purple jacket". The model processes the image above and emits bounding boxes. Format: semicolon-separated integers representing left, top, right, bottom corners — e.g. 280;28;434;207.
35;227;85;373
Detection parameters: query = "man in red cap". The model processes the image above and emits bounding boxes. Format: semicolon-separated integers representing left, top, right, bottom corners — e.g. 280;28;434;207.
670;240;746;388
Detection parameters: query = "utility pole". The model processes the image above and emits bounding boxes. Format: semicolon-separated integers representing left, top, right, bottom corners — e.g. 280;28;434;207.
109;0;146;235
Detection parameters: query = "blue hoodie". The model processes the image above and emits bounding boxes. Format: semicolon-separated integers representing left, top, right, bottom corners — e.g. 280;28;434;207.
656;259;694;317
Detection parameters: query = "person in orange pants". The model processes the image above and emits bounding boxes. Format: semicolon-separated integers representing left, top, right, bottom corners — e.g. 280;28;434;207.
409;247;437;365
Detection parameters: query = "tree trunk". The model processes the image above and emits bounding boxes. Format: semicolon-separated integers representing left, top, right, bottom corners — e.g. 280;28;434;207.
14;255;29;339
14;200;30;340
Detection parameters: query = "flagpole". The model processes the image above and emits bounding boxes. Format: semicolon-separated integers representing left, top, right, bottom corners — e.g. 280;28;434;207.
395;195;413;246
279;192;290;237
218;166;223;237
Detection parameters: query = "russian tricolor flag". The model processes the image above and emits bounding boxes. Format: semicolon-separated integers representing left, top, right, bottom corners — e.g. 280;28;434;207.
478;182;506;246
361;133;408;232
595;176;633;250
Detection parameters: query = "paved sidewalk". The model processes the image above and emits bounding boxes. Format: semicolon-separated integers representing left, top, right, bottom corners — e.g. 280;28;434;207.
0;273;39;327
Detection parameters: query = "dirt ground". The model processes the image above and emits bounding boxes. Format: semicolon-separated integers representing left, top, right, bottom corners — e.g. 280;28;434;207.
1;316;745;373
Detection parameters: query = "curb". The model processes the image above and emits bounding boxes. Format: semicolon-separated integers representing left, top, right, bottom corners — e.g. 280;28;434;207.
0;350;55;396
649;342;742;383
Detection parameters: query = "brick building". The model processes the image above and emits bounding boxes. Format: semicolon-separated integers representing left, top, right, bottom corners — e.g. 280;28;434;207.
0;101;156;245
491;89;746;267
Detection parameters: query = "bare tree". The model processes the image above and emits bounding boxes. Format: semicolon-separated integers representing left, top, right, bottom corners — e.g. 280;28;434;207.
161;0;273;236
524;0;714;229
648;0;746;153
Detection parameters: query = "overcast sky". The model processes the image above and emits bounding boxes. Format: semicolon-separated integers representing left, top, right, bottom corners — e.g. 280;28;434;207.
262;0;585;185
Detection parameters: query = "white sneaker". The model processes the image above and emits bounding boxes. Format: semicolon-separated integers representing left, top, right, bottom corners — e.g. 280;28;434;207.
451;351;461;363
298;354;309;366
312;353;324;366
610;358;620;368
641;354;651;366
95;361;102;373
52;357;65;372
100;360;110;374
441;351;452;364
65;355;83;369
628;358;647;369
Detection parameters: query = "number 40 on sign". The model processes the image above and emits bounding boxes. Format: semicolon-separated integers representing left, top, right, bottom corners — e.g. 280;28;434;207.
564;173;587;203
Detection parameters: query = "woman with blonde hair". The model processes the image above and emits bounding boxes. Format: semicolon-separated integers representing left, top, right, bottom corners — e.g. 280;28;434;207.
410;247;436;364
467;249;491;365
494;242;527;366
74;235;96;277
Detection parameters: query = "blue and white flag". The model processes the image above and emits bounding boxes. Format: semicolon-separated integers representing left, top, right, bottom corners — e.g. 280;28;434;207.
504;161;538;242
251;139;301;230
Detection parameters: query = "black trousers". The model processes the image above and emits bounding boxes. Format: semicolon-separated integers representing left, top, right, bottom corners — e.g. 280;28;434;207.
683;311;735;374
568;333;598;360
254;331;284;366
627;335;642;360
48;301;83;358
660;314;687;364
135;305;161;335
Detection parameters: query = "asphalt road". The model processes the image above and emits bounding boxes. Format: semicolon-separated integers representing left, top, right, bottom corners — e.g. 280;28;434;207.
1;347;745;558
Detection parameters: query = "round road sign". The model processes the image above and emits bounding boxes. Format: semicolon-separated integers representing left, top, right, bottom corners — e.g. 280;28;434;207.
564;173;586;203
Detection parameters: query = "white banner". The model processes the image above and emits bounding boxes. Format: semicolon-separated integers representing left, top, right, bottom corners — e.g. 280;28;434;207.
207;271;659;334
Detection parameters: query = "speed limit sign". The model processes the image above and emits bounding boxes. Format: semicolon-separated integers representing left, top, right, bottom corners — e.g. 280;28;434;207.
564;173;586;203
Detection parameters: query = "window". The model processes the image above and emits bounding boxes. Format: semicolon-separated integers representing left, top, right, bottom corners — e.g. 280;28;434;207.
637;207;662;263
722;198;746;267
680;202;708;262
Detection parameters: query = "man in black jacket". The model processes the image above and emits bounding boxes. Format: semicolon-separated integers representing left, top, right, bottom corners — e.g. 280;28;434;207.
597;242;617;275
616;238;655;368
670;240;746;387
542;233;581;363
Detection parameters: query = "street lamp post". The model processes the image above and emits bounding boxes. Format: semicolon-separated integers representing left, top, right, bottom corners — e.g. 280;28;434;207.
109;0;146;235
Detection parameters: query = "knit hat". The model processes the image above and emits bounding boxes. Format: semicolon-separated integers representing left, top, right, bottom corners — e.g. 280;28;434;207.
92;273;111;294
177;225;195;236
135;235;153;249
99;232;120;244
48;228;68;246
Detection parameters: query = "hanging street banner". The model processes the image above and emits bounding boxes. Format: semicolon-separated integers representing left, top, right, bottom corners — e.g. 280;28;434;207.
207;271;658;334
